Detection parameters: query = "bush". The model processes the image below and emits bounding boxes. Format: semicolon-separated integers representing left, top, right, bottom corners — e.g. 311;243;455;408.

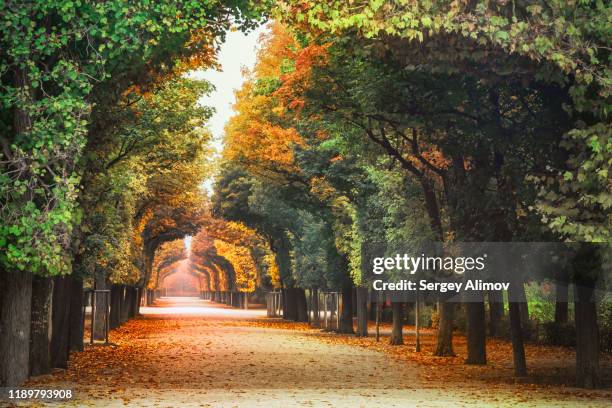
542;321;576;347
598;300;612;353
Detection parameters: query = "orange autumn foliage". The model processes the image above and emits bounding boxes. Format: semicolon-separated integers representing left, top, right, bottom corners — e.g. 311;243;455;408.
223;23;309;181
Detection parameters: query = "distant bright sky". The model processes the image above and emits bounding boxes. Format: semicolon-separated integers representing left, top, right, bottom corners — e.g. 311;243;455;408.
188;24;269;195
184;25;269;249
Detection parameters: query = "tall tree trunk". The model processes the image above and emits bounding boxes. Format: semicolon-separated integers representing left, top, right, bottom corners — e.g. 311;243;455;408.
338;282;354;334
50;276;72;369
109;284;122;329
0;270;33;386
488;290;504;337
554;282;569;324
508;281;527;377
434;297;455;356
136;287;142;315
283;288;297;321
356;288;368;337
575;284;599;388
295;288;308;322
68;278;84;352
311;288;320;328
119;286;129;324
390;302;404;345
465;299;487;364
29;276;54;377
92;271;109;341
127;287;136;319
0;68;35;385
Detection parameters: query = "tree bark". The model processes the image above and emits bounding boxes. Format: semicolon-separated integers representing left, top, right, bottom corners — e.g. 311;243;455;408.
50;276;72;369
488;290;504;337
296;288;308;322
127;287;136;319
109;284;122;329
434;297;455;356
508;281;527;377
29;276;54;377
575;283;599;388
119;286;129;324
390;302;404;345
136;287;142;315
356;288;368;337
311;288;320;328
92;271;109;341
338;282;354;334
0;270;33;386
465;300;487;364
282;288;298;321
68;278;84;352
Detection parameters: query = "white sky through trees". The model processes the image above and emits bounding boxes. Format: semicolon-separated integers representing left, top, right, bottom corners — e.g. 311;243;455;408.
191;24;270;195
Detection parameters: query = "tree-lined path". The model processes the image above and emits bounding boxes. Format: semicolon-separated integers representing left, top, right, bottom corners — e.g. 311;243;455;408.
1;1;611;405
14;298;609;407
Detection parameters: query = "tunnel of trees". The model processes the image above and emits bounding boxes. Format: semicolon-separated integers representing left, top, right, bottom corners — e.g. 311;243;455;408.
1;0;610;391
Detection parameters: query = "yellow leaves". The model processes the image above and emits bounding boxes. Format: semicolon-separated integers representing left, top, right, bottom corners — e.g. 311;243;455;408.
225;77;304;173
214;240;257;292
222;22;310;183
309;176;336;201
254;22;300;79
262;253;280;288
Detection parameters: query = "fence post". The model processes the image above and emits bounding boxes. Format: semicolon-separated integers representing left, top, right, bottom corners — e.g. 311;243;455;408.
415;288;421;352
336;292;340;331
376;290;382;341
323;293;328;330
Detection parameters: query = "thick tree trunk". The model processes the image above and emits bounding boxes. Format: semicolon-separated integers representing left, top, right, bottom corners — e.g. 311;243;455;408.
109;284;122;329
1;69;34;385
311;288;320;328
92;272;109;341
0;270;33;386
356;288;368;337
127;287;136;319
50;276;72;369
390;302;404;345
465;300;487;364
68;278;84;352
283;288;297;321
434;297;455;356
119;286;129;324
575;284;599;388
555;282;569;324
488;290;504;337
29;276;54;377
296;288;308;322
508;281;527;377
338;282;354;334
136;287;142;315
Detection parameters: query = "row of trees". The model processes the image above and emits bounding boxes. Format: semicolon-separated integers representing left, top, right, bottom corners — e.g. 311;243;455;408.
0;0;262;386
210;0;610;390
1;0;609;392
149;219;277;300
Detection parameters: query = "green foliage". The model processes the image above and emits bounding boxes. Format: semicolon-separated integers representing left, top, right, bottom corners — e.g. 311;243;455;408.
0;0;258;276
276;0;611;244
76;77;213;284
532;123;612;242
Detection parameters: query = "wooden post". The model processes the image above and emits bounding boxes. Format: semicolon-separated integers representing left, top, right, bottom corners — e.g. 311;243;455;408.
323;293;328;330
376;291;381;342
415;288;421;352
